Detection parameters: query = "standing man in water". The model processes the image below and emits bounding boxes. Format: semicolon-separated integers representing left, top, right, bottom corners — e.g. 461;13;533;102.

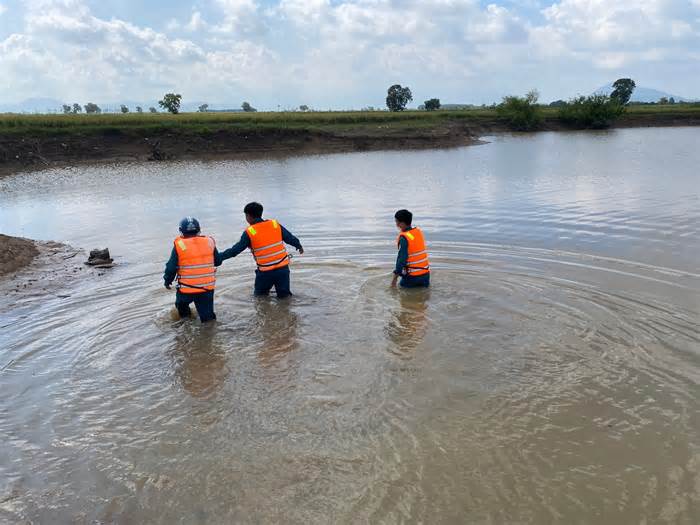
164;217;223;322
220;202;304;298
392;209;431;288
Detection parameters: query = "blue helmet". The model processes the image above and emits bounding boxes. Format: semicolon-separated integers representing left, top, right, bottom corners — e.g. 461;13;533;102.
179;216;201;235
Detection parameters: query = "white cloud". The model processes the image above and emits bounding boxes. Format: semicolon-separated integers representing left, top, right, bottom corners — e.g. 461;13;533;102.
1;0;699;107
0;4;7;16
185;11;206;32
212;0;266;36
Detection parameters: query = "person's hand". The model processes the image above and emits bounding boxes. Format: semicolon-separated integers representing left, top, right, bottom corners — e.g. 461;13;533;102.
164;283;172;290
297;247;304;255
391;274;398;288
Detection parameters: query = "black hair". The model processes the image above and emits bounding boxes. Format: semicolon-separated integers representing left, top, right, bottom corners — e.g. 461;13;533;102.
394;209;413;225
244;202;264;219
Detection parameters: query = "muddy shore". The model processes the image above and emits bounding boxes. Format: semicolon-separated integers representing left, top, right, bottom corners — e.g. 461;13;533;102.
2;112;699;174
0;122;480;174
0;234;39;277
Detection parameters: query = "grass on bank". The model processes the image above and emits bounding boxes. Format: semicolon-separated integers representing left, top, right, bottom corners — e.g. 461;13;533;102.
1;104;699;136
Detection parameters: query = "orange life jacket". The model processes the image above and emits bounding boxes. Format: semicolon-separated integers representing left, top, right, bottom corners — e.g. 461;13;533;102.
246;219;290;272
174;235;217;294
397;227;430;276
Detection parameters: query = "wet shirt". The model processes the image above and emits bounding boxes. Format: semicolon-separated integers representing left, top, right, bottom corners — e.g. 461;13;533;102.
219;218;302;261
163;241;225;287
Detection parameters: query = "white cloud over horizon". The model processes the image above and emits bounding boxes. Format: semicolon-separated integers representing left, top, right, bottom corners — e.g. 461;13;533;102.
0;0;698;109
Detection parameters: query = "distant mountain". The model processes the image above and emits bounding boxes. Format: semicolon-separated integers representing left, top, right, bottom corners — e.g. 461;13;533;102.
595;83;692;103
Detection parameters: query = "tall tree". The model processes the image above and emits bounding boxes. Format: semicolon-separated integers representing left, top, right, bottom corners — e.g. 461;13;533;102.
159;93;182;114
84;102;101;114
241;101;256;112
610;78;636;105
62;104;71;114
72;103;82;114
424;98;441;111
386;84;413;111
120;105;129;114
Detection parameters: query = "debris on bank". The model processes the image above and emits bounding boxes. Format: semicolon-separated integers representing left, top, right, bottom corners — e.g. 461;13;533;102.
85;248;115;268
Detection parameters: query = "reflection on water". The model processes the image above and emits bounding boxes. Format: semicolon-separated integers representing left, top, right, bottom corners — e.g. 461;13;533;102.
385;288;431;357
171;324;229;399
0;128;699;523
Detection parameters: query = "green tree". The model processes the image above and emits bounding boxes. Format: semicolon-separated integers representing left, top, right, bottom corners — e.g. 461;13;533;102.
120;105;129;114
241;101;256;112
658;97;669;105
496;90;542;131
299;105;309;112
72;103;82;114
558;95;624;129
386;84;413;111
198;103;209;113
84;102;101;114
669;97;676;105
62;104;71;114
610;78;636;105
135;106;143;113
424;98;441;111
159;93;182;114
149;107;158;113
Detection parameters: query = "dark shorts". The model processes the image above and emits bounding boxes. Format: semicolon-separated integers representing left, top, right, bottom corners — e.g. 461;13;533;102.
254;266;292;298
175;290;216;322
400;272;430;288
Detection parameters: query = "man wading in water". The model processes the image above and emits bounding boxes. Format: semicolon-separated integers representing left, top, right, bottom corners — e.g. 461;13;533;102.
219;202;304;298
163;217;225;322
392;209;431;288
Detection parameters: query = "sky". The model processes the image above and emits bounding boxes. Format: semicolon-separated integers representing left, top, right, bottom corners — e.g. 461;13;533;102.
0;0;698;109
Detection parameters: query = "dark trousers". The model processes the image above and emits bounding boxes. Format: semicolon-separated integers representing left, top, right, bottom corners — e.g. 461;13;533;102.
400;272;430;288
254;266;292;298
176;290;216;322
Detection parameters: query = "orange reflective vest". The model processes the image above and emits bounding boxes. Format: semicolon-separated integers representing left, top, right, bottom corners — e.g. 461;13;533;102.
246;219;290;272
174;235;217;294
398;227;430;276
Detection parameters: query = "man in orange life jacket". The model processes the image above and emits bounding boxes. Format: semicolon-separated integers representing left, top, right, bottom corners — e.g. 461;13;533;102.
219;202;304;298
391;209;431;288
163;217;224;322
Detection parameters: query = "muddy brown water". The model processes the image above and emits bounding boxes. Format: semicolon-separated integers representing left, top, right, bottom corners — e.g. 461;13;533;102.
1;128;699;523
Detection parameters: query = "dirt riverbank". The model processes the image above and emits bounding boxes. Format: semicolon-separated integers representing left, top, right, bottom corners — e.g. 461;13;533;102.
0;237;86;298
2;110;699;174
0;122;480;174
0;234;39;277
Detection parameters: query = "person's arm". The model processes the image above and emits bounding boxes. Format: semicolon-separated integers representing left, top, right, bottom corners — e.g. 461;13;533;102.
213;247;224;267
281;225;304;254
218;231;251;261
392;236;408;286
163;246;178;288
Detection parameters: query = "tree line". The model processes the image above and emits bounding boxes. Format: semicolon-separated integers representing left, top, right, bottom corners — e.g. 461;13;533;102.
493;78;636;130
57;79;684;128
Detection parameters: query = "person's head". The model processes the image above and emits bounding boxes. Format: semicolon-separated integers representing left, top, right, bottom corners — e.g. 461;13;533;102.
244;202;263;225
179;216;201;237
394;209;413;231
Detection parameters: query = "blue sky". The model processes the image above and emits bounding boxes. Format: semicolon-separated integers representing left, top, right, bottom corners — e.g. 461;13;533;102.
1;0;698;110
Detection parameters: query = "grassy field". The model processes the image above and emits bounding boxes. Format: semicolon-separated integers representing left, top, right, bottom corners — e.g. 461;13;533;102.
1;104;699;136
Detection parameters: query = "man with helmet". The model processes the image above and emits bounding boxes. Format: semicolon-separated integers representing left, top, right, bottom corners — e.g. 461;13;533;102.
163;216;224;322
